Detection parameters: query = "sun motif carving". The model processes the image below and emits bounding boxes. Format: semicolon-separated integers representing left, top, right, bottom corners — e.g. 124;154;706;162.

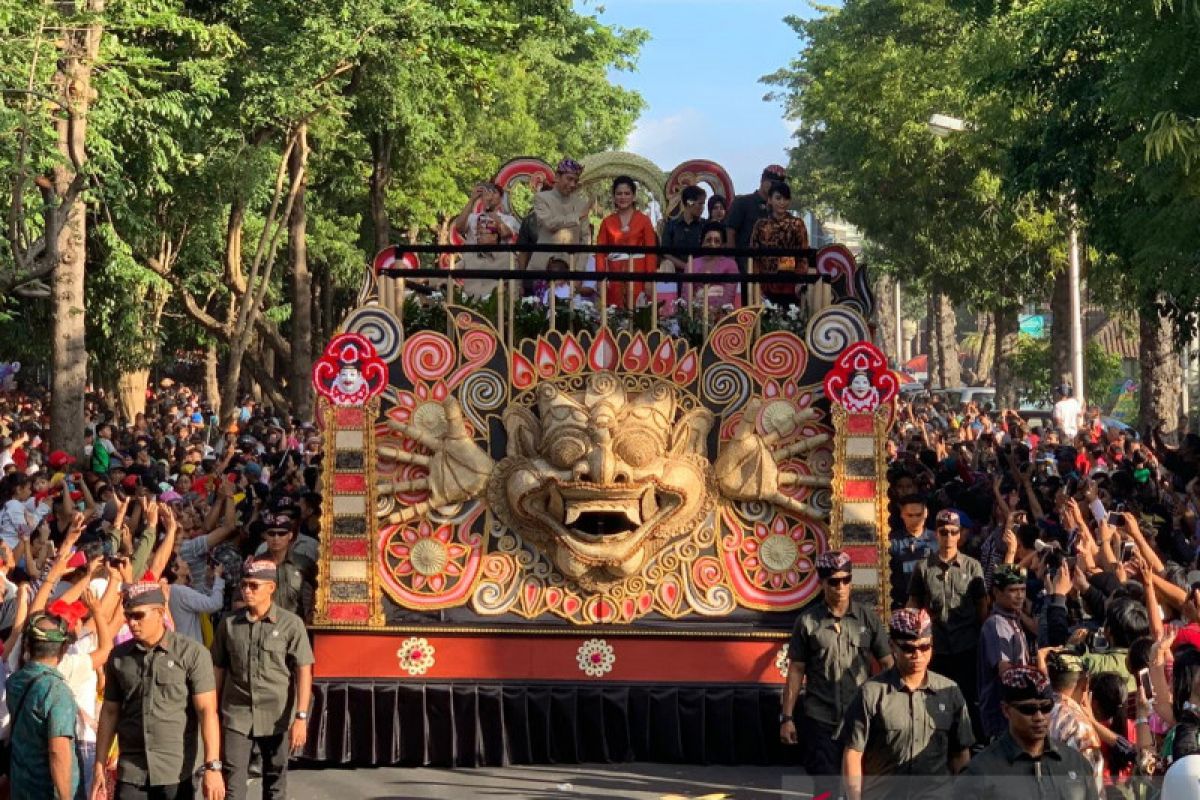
397;637;436;676
384;520;470;593
576;639;616;677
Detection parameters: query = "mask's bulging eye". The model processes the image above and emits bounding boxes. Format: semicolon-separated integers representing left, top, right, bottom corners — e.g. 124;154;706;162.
614;430;662;469
547;436;588;470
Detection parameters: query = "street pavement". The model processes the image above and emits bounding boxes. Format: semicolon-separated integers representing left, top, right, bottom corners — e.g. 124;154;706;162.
248;763;819;799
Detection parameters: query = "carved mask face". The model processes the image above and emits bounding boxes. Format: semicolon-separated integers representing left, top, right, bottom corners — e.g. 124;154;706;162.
336;365;364;393
489;375;713;589
850;372;871;396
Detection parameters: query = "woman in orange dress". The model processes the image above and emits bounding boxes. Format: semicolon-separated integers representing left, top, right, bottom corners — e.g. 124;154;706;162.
595;175;659;309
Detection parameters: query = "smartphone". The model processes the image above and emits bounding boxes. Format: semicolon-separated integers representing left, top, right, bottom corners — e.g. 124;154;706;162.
1109;512;1125;526
1138;668;1155;701
1121;541;1137;562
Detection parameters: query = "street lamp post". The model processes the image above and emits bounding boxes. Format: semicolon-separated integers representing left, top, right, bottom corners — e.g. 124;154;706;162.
927;113;1085;401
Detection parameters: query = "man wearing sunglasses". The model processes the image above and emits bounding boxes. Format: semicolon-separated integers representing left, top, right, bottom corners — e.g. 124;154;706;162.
838;608;974;800
960;665;1098;799
93;582;224;800
211;559;314;800
780;551;891;785
908;510;987;733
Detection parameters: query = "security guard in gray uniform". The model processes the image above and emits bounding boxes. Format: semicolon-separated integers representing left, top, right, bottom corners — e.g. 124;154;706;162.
837;608;974;800
212;559;314;800
959;666;1099;800
93;581;225;800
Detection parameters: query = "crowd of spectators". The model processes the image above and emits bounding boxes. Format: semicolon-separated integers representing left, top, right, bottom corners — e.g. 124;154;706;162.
0;385;320;799
783;387;1200;798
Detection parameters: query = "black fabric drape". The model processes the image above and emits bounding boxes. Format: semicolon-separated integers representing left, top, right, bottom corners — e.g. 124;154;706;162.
303;680;790;767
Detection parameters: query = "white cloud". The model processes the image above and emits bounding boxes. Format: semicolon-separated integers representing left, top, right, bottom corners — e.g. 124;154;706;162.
625;109;705;159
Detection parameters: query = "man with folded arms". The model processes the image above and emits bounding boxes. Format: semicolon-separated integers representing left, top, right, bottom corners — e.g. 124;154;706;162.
212;559;314;800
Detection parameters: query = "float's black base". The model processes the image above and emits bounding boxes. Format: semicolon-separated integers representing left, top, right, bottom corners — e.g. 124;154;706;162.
303;679;790;767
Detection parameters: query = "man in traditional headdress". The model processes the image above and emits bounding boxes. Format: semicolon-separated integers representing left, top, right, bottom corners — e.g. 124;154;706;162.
838;608;974;800
781;550;891;788
527;158;591;272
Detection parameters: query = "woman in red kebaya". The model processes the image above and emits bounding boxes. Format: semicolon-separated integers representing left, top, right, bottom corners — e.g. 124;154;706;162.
595;175;658;309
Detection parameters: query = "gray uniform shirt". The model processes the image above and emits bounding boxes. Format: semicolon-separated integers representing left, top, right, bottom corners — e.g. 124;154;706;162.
837;668;975;799
959;731;1099;800
908;552;986;655
788;600;890;727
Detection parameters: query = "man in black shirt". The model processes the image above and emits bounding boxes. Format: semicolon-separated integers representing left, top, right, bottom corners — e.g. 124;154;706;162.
725;165;786;263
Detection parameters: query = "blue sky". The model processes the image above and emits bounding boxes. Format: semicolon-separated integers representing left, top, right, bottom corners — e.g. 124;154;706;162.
578;0;815;194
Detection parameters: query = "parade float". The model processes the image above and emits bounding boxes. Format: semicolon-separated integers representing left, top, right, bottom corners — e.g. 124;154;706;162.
302;155;898;767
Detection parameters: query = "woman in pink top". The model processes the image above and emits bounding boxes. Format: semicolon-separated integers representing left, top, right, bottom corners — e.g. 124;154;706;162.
690;222;741;312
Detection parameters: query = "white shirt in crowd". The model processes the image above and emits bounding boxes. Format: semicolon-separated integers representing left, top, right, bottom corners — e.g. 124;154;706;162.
1053;395;1082;437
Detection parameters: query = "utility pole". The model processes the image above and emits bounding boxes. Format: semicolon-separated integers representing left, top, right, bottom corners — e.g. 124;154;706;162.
894;281;903;370
1067;205;1085;405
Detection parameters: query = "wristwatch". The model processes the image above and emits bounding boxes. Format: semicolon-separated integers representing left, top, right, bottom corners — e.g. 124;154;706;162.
779;713;794;724
201;760;222;773
295;711;310;720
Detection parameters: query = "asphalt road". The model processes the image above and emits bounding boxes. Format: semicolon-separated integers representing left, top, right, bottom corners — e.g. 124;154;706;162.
247;763;820;800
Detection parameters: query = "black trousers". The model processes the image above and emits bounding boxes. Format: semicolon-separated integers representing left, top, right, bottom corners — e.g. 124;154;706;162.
932;646;982;742
115;780;193;800
795;714;845;799
223;728;289;800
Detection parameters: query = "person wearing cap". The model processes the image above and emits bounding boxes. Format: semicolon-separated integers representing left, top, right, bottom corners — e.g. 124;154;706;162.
837;608;974;800
1045;651;1104;794
93;581;224;800
959;665;1098;799
781;550;891;784
908;509;987;720
211;559;314;800
528;158;591;272
979;564;1034;741
256;513;315;620
5;613;81;800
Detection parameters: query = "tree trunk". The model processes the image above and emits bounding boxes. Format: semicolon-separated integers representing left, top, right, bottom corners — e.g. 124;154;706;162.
205;341;220;419
975;311;995;386
49;1;104;459
1138;300;1182;438
369;131;392;254
288;124;313;420
929;292;961;388
875;274;898;367
1050;270;1072;392
926;294;939;387
116;369;149;422
994;305;1020;411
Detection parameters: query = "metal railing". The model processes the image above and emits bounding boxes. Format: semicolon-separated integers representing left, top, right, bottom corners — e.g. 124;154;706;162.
371;243;829;344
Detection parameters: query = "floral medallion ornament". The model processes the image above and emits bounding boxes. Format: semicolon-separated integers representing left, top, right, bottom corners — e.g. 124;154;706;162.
397;637;436;676
776;645;790;679
576;638;616;677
